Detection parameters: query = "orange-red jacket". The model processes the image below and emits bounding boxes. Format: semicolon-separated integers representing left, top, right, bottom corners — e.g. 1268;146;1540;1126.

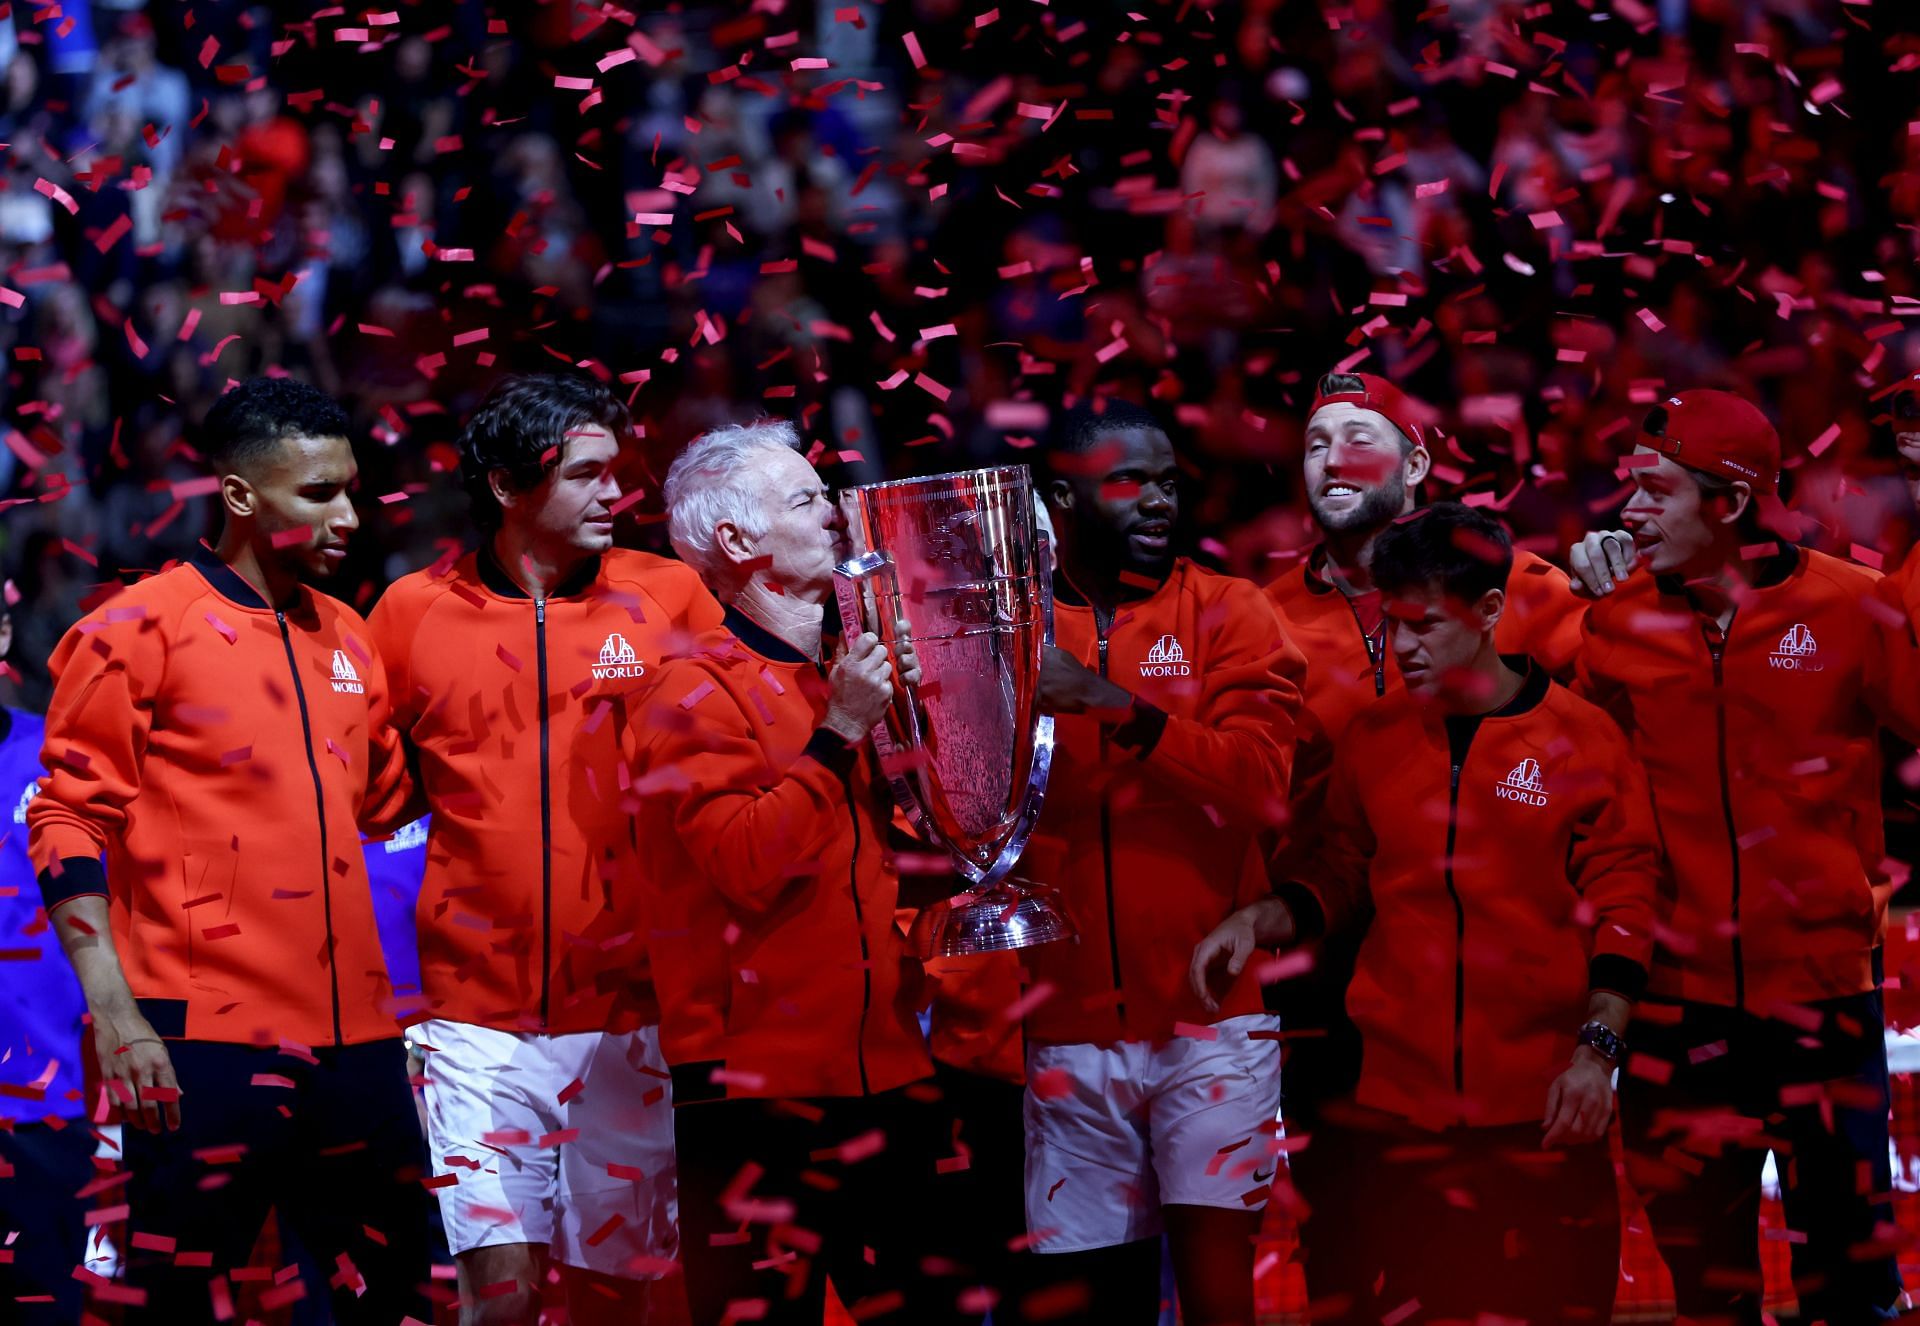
1576;548;1920;1011
368;545;721;1034
1266;545;1585;758
923;948;1027;1084
1298;662;1658;1128
29;547;417;1047
1021;559;1305;1045
1263;542;1591;1062
633;606;933;1101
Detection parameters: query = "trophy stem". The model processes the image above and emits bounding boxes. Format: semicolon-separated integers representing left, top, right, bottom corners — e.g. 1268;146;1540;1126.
912;879;1073;958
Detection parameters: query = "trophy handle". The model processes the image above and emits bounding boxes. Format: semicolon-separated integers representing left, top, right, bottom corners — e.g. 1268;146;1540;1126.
832;551;939;845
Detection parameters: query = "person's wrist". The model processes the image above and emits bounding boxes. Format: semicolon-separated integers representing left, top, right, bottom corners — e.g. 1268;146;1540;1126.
1571;1044;1612;1070
822;714;865;744
86;994;140;1027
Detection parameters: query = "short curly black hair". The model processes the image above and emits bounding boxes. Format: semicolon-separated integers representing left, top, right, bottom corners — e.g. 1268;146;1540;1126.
458;374;631;531
1045;398;1167;479
202;377;350;474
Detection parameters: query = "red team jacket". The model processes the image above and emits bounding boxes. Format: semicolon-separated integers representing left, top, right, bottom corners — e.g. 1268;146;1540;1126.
369;546;721;1034
29;547;417;1047
1300;662;1660;1127
1577;548;1920;1012
633;606;933;1101
1021;559;1306;1045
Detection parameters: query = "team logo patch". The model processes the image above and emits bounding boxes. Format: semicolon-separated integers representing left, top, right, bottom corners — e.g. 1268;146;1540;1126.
592;632;645;681
1139;634;1190;678
13;779;37;825
1495;758;1547;807
1769;623;1822;672
329;649;365;694
384;818;428;853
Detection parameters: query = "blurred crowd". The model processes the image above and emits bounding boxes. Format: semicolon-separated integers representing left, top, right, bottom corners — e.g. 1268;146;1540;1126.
2;0;1918;713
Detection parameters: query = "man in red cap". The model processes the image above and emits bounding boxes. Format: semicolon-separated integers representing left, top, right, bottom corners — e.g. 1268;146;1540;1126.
1570;389;1917;1323
1262;371;1585;1316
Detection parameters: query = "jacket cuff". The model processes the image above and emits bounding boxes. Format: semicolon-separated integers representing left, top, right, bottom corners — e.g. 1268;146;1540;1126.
802;727;859;777
1274;881;1327;943
1587;953;1648;1002
40;857;107;909
1108;699;1169;758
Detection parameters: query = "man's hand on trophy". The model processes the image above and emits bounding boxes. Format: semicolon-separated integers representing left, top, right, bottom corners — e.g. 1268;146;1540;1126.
1039;645;1135;715
824;631;897;742
893;618;923;689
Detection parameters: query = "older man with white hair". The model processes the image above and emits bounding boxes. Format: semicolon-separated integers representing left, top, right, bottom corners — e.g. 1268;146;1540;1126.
637;420;950;1325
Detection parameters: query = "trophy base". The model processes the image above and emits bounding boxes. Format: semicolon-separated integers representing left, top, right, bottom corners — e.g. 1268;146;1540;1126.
915;880;1074;958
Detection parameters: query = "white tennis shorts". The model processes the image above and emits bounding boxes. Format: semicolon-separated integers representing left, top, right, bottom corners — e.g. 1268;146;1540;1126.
415;1019;677;1277
1024;1013;1282;1253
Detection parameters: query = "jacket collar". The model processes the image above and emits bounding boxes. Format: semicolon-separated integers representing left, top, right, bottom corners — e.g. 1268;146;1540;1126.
1490;653;1550;718
189;543;277;612
723;603;813;665
1052;558;1177;610
477;539;603;601
1435;654;1550;747
1653;543;1803;604
1300;545;1339;597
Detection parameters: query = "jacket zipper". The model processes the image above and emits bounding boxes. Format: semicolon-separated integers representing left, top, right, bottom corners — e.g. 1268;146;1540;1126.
536;597;554;1026
1702;620;1743;1010
1095;607;1125;1023
845;784;873;1095
277;612;344;1047
1445;756;1467;1100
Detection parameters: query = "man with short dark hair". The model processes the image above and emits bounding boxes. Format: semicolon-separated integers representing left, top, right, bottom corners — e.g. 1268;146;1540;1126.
370;373;720;1326
1021;400;1304;1325
1261;372;1587;1316
29;376;431;1321
1569;389;1917;1323
1194;501;1657;1322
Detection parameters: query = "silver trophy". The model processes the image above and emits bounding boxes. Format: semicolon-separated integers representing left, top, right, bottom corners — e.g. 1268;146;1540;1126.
834;465;1073;956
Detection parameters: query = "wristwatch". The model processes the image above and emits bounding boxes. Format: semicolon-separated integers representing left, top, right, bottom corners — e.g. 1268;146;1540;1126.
1576;1020;1626;1064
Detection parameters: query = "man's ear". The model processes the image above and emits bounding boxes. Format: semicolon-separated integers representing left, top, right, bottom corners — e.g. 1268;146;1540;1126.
715;518;756;571
1716;481;1754;526
219;473;256;521
1476;586;1507;636
487;468;519;516
1046;476;1074;514
1404;444;1433;488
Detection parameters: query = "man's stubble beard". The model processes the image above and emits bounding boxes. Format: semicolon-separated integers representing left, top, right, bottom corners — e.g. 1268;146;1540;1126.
1309;471;1407;536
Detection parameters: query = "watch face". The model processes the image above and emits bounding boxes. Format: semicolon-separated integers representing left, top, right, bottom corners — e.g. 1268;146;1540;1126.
1580;1022;1623;1061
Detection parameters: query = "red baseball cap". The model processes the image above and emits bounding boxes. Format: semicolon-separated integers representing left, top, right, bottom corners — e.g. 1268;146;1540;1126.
1309;372;1434;451
1639;389;1780;494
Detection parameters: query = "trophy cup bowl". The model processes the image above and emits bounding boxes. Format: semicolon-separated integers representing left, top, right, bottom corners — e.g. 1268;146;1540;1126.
833;465;1073;957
